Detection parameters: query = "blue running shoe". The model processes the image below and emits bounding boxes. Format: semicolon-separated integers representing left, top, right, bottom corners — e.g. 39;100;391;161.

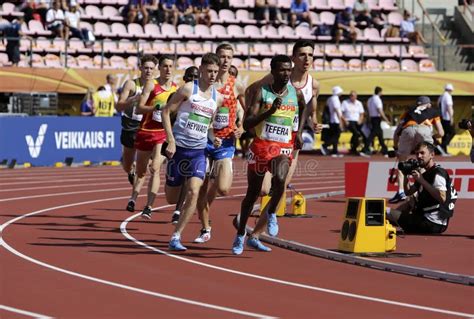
247;237;272;252
169;238;187;251
267;212;279;237
232;234;245;255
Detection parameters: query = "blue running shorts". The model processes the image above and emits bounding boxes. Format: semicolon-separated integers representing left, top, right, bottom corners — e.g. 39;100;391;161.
166;146;207;187
205;138;236;161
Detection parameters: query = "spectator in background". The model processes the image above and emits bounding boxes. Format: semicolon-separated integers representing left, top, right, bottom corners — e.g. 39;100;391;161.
176;0;195;26
264;0;284;26
64;4;89;43
104;74;119;104
92;86;115;117
363;86;389;156
193;0;211;27
160;0;178;26
21;0;49;24
46;1;66;39
144;0;160;24
400;10;426;45
341;90;366;156
289;0;312;29
80;88;93;116
332;7;357;45
210;0;229;11
321;86;344;157
438;83;455;153
5;17;25;67
127;0;149;25
352;0;372;27
255;0;266;21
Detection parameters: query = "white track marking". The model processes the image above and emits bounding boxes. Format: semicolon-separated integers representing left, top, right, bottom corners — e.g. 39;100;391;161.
0;197;275;319
121;202;474;318
0;305;53;319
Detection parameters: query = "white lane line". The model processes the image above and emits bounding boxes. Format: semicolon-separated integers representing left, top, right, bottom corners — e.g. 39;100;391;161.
0;182;344;203
121;199;474;318
0;197;275;319
0;178;343;193
0;305;53;319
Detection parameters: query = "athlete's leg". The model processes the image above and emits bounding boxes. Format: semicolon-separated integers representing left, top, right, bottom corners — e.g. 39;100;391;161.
145;143;163;208
197;158;233;230
236;168;266;236
130;149;152;202
173;176;204;235
260;171;272;196
122;146;136;174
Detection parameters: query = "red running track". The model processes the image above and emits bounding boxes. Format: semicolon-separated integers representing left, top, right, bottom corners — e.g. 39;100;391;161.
1;155;473;319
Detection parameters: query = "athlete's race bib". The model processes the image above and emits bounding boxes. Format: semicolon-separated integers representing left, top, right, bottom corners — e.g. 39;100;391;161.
213;107;230;129
184;112;211;139
292;114;299;132
131;106;143;121
280;148;292;155
261;116;292;143
152;109;162;122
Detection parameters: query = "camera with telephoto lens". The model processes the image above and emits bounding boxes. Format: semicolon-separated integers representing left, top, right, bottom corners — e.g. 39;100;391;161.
458;119;472;130
398;158;422;175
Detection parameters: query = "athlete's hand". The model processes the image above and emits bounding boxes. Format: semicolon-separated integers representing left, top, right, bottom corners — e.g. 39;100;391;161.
233;125;243;139
314;123;324;134
214;137;222;148
269;97;282;114
166;140;176;159
294;133;303;150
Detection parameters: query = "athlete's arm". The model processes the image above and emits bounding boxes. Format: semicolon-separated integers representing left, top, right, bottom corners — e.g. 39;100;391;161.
115;80;138;112
243;87;278;130
295;90;309;149
310;78;323;134
433;118;444;139
135;79;156;114
234;81;245;138
162;82;192;158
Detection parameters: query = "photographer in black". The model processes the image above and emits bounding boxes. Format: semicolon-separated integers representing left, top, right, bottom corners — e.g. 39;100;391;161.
387;142;457;234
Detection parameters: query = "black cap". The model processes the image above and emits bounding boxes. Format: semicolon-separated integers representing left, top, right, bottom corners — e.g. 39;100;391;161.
416;96;431;105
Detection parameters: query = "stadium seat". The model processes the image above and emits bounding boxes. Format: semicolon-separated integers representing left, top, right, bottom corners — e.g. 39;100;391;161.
277;0;292;9
324;44;343;58
194;56;202;66
319;11;335;26
261;25;281;40
79;21;94;32
383;59;400;71
137;39;153;54
28;20;52;36
162;23;180;39
310;0;330;10
229;0;248;9
127;55;139;69
409;45;429;58
186;42;205;54
278;25;298;40
340;44;361;58
210;25;230;39
20;38;32;52
34;38;51;53
144;23;163;39
270;43;289;56
390;45;411;58
419;59;436;72
364;28;384;42
313;58;330;71
361;44;376;58
365;58;383;71
195;25;213;39
128;23;147;39
153;41;173;54
18;54;30;67
51;38;66;52
44;54;62;68
236;9;256;24
110;55;128;68
31;53;44;67
219;9;239;24
373;44;395;58
98;39;117;53
381;27;403;43
0;53;10;66
209;9;220;23
344;0;356;8
118;39;136;52
69;38;93;54
228;25;245;39
348;58;363;71
246;58;262;70
244;25;264;40
379;0;397;11
366;0;381;10
94;22;114;37
178;24;197;39
102;6;123;21
232;57;244;69
176;56;194;70
261;57;272;69
314;44;324;57
1;3;23;17
252;43;271;56
235;43;250;55
401;59;418;72
111;22;130;37
295;25;314;40
93;55;109;68
85;5;103;20
330;0;346;10
330;58;348;71
387;12;403;26
76;55;94;68
309;11;320;25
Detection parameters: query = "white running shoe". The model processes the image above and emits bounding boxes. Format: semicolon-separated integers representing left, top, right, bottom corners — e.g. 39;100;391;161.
193;228;211;243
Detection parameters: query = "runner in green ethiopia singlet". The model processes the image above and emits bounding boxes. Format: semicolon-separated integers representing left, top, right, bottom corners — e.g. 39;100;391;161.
252;84;299;157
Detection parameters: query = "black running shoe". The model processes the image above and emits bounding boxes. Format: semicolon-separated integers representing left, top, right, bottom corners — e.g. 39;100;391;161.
171;211;180;224
141;206;152;219
128;172;135;185
126;200;135;212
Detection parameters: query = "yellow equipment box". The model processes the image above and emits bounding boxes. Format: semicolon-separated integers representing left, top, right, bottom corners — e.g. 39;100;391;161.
338;197;396;253
261;193;286;217
291;192;306;215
